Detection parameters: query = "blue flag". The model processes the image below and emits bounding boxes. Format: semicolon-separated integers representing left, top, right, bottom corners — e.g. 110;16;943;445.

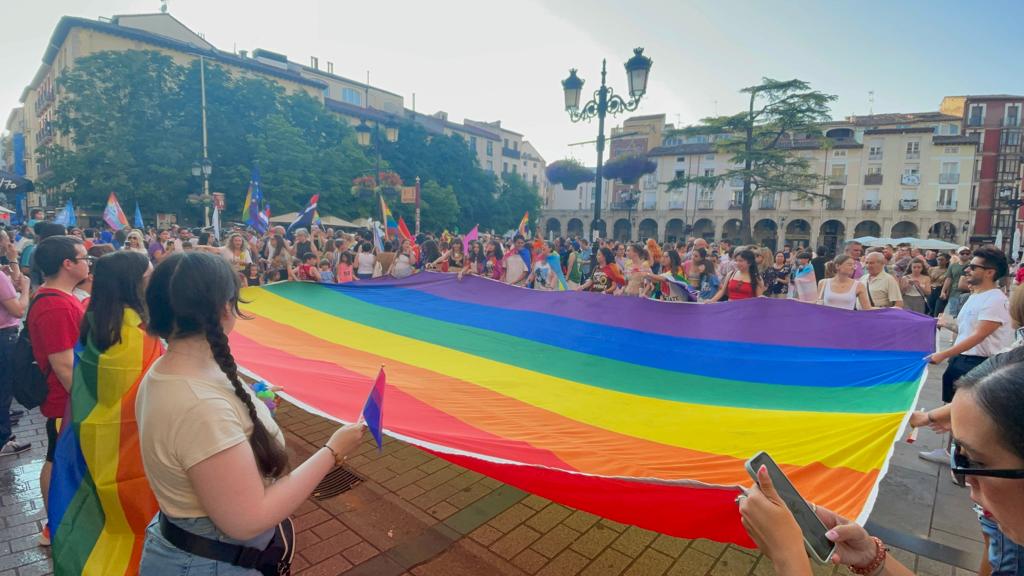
134;202;143;229
361;367;386;451
246;166;269;234
286;194;319;238
54;199;76;227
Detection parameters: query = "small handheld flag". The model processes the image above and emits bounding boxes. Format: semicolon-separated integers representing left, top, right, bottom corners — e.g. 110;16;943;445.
133;202;144;229
397;216;414;244
462;224;479;255
380;197;398;239
361;367;387;451
286;194;319;237
517;212;529;237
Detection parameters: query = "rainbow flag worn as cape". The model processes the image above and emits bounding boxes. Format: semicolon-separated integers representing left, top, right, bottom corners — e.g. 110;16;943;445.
49;308;162;575
228;275;934;546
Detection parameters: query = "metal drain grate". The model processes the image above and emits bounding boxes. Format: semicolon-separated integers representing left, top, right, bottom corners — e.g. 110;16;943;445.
313;466;363;500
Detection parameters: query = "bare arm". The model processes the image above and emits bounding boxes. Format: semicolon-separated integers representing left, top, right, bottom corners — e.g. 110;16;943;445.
48;349;75;392
931;320;1002;363
188;424;364;540
856;283;874;310
0;275;29;317
708;273;731;302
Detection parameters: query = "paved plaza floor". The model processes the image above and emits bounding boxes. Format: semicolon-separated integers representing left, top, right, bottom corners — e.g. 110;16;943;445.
0;356;983;575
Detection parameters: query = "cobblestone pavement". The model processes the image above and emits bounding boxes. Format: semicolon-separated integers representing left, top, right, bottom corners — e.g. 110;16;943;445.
0;353;982;575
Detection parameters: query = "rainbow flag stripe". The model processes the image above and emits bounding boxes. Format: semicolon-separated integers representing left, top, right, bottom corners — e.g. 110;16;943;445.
49;309;162;575
230;275;934;545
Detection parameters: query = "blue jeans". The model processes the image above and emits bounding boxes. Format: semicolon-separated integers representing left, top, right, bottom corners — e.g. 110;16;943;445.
980;512;1024;575
139;514;274;575
0;327;17;446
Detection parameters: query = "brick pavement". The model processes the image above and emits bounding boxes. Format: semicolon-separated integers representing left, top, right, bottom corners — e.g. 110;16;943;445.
0;355;982;575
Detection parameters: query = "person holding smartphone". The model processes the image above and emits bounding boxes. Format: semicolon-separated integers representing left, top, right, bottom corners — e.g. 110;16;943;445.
739;357;1024;576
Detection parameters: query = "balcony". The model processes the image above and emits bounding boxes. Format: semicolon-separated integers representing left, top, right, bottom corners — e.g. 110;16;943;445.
862;199;881;210
668;200;685;210
502;147;521;159
901;174;921;186
758;195;777;210
864;173;883;185
937;200;958;212
868;153;883;161
825;198;845;210
697;199;714;210
899;198;919;211
829;174;848;185
728;177;744;188
906;152;920;160
939;173;960;185
35;89;55;117
728;200;742;210
1003;117;1021;127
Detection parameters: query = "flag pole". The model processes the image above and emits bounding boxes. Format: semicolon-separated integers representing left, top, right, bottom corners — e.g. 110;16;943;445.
414;176;421;236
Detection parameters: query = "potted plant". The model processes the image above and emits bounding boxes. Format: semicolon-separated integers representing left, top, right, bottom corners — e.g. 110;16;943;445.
602;154;656;185
377;171;403;198
351;175;377;199
545;159;594;191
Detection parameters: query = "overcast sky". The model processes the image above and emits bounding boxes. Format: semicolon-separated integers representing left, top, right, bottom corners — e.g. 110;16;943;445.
4;0;1024;164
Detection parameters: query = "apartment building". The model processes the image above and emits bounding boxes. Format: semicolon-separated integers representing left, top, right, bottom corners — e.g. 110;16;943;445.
542;111;978;250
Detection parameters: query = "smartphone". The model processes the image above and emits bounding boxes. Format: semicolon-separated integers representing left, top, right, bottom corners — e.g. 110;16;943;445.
745;451;835;564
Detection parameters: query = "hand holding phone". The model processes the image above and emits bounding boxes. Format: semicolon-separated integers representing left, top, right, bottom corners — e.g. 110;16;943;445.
741;452;835;564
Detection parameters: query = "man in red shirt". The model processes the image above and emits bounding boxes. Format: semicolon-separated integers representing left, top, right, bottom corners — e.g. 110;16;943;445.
27;235;89;546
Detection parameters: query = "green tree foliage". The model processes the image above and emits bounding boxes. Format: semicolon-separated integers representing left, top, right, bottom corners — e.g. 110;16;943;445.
417;180;460;232
666;78;835;243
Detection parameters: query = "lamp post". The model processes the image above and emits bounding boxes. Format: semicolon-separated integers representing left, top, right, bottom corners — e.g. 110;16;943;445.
190;158;212;226
562;48;653;241
624;189;640;240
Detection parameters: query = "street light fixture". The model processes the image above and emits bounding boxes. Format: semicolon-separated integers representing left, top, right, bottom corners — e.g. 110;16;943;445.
562;47;652;240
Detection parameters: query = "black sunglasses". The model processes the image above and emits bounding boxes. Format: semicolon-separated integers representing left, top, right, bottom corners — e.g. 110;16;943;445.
965;263;995;271
950;438;1024;487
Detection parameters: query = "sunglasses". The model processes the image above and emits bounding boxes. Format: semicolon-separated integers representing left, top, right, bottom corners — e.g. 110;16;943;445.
965;263;995;271
959;252;971;256
950;438;1024;487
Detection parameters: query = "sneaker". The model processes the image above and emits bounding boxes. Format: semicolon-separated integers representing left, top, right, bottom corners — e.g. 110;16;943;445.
0;440;29;457
919;448;950;465
38;525;50;547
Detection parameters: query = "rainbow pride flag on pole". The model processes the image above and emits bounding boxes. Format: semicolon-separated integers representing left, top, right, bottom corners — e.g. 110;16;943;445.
49;309;162;575
102;193;129;231
380;196;398;239
229;275;933;545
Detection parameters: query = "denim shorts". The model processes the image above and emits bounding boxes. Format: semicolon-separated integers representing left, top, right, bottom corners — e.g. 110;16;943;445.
979;512;1024;575
139;514;274;575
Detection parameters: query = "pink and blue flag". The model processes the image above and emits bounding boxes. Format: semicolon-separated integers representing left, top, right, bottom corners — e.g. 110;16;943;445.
361;367;386;451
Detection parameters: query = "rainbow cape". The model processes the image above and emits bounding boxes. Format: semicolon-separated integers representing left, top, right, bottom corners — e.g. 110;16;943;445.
229;274;934;545
49;309;162;575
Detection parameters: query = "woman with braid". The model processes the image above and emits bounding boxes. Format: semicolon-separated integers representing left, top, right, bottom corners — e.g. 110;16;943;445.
136;252;365;574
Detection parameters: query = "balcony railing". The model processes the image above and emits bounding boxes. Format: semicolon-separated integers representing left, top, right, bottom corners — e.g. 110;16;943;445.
868;153;883;161
668;201;685;210
864;173;883;185
697;199;714;210
1003;117;1021;127
862;200;881;210
937;200;958;211
939;173;960;184
790;200;812;211
906;152;920;160
829;174;848;185
728;200;742;210
825;198;845;210
899;198;919;211
901;174;921;186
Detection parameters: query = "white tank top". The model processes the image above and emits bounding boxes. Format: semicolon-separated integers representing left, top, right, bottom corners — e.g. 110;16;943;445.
823;279;857;310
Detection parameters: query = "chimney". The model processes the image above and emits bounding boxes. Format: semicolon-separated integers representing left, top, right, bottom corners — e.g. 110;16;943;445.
433;111;448;121
310;56;319;70
239;50;248;58
327;61;334;74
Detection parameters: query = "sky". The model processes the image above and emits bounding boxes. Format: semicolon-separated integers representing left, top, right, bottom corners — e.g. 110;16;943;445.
3;0;1024;164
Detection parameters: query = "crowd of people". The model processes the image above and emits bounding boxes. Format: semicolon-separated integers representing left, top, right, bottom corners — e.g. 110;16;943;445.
0;216;1022;575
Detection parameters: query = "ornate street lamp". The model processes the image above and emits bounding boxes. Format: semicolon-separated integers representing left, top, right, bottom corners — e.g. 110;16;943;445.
562;48;652;240
355;122;372;147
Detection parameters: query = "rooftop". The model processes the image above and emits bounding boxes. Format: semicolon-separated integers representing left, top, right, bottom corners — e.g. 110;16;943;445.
839;111;960;127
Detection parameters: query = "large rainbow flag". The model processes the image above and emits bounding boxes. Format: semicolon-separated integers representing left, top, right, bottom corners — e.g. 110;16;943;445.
49;309;162;575
230;274;934;545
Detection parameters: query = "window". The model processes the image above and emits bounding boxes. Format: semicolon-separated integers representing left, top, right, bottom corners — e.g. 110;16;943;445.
833;150;846;157
676;156;686;162
941;161;959;174
470;136;477;151
512;164;517;174
668;191;684;209
341;88;361;105
968;104;985;126
674;170;686;180
704;154;715;161
487;160;493;171
514;142;519;151
503;138;508;148
900;189;918;200
939;188;956;207
867;165;882;175
1006;104;1020;127
503;161;508;173
941;162;960;184
946;124;960;135
532;175;537;186
1002;130;1021;146
944;146;959;153
486;141;493;156
868;144;883;159
905;141;920;158
864;189;880;202
704;168;714;178
903;165;920;177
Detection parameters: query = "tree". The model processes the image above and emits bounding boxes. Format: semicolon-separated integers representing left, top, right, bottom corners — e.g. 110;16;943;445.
494;173;542;234
418;180;460;232
666;78;836;243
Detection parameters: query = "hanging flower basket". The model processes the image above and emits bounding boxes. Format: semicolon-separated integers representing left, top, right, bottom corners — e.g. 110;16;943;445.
546;159;594;191
351;175;377;198
602;154;656;185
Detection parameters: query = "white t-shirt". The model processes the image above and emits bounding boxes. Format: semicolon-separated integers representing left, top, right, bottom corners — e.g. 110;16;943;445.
954;288;1013;357
356;252;376;275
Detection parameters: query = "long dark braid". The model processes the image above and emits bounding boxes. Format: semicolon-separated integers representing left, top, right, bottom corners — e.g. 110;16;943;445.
205;315;289;479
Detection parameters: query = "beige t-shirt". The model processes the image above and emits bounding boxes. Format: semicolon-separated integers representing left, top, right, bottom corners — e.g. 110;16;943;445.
136;361;285;518
860;271;904;308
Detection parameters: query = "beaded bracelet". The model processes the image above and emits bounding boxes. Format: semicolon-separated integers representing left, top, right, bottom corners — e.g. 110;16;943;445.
849;536;887;575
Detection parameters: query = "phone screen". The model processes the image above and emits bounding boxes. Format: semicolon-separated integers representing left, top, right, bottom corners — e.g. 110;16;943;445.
746;452;834;562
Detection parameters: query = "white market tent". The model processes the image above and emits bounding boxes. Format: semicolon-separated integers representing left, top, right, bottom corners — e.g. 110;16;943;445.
852;236;960;250
268;212;361;229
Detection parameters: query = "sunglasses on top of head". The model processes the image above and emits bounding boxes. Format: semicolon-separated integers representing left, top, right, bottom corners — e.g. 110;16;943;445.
950;438;1024;487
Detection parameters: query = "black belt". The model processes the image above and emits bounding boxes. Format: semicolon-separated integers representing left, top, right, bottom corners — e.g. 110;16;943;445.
0;326;17;333
158;514;272;572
